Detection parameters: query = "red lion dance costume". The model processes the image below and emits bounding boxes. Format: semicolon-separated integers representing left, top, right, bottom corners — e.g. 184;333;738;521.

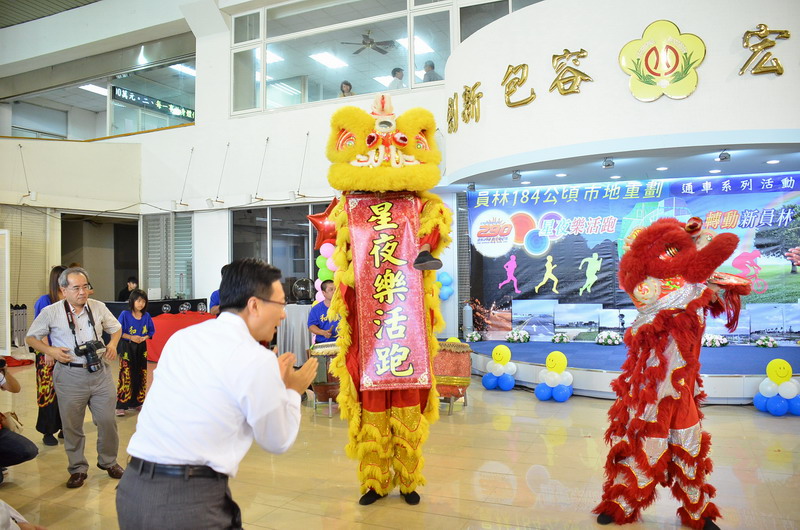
594;217;750;529
324;95;451;506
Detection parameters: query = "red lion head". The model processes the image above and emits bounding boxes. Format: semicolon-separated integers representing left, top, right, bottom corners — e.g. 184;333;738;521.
619;217;740;303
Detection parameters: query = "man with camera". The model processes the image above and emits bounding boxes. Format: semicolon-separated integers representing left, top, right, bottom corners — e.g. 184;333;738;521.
0;359;39;485
26;267;124;489
116;259;318;529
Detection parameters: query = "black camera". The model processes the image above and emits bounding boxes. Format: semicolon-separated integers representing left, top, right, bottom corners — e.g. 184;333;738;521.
75;340;105;373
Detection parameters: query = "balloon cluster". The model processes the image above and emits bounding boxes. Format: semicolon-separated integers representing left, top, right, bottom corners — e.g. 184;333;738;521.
313;241;338;303
535;351;574;403
482;345;517;391
753;358;800;417
435;272;454;301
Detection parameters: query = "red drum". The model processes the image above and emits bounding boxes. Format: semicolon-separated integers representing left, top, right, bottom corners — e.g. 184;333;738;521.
434;341;472;399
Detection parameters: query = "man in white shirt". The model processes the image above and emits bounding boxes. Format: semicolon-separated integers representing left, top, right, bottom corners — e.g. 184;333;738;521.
116;258;318;529
387;67;405;90
26;267;123;489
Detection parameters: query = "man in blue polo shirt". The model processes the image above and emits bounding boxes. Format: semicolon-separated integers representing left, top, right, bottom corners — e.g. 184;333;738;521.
307;280;338;344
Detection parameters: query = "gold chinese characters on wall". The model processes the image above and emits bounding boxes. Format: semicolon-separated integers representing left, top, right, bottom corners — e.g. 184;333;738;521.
739;24;790;76
446;20;791;133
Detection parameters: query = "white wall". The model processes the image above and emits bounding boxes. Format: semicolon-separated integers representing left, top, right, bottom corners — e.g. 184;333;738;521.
443;0;800;183
96;111;107;139
0;139;141;210
67;107;100;140
12;102;67;137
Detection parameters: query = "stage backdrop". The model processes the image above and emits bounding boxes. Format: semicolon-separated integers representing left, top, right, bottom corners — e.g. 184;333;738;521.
467;172;800;341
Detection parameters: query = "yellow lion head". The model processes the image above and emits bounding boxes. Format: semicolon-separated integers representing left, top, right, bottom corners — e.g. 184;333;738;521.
326;94;441;192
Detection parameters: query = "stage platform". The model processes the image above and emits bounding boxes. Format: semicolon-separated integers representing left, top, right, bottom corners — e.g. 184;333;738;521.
469;341;800;404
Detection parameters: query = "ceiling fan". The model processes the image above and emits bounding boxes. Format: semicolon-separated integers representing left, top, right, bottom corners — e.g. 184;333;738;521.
340;30;396;55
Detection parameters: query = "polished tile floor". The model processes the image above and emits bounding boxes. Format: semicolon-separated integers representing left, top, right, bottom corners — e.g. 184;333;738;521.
1;359;798;529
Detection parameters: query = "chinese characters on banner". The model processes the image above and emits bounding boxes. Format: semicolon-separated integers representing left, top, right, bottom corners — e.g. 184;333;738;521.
345;193;431;391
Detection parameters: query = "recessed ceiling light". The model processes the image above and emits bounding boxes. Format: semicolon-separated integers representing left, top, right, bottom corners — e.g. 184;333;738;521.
265;50;284;64
373;75;394;87
79;84;108;96
396;37;434;54
521;180;531;185
610;175;621;179
656;166;668;171
766;159;780;164
555;173;567;177
309;52;348;68
709;169;722;174
170;64;196;76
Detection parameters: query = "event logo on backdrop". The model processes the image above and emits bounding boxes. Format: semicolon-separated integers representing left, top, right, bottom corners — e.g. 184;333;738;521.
467;173;800;341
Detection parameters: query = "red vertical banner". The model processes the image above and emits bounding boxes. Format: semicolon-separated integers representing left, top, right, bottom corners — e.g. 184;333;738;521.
346;192;431;391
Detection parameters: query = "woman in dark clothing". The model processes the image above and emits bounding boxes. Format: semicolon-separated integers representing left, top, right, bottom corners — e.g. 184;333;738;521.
32;265;67;445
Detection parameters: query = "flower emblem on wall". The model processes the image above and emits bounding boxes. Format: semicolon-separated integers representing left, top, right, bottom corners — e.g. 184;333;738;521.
619;20;706;102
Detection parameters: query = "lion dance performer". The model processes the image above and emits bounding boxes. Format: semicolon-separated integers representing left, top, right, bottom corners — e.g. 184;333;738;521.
324;95;451;505
594;217;751;529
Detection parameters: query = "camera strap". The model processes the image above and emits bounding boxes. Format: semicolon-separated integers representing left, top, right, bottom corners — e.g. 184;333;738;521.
63;300;100;351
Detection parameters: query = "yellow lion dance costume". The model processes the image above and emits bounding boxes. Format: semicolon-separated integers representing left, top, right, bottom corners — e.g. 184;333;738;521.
325;94;451;505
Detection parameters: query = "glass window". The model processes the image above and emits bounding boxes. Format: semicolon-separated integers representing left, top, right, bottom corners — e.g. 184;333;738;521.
232;47;262;112
233;12;260;44
413;0;448;5
270;206;311;304
232;208;269;262
266;16;408;109
460;1;509;42
413;10;450;85
512;0;544;11
110;59;196;135
266;0;406;38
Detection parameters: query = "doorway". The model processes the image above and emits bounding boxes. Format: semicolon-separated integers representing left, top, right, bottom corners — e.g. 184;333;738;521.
60;214;139;302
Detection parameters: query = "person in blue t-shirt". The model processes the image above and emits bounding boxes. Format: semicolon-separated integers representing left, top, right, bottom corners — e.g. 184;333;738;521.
208;265;229;315
116;289;155;416
307;280;339;344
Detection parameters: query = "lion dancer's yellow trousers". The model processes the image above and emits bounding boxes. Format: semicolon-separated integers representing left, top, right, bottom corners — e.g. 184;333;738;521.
357;399;430;495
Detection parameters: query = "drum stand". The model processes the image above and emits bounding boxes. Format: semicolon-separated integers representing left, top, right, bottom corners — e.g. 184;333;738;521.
309;348;339;418
440;392;468;415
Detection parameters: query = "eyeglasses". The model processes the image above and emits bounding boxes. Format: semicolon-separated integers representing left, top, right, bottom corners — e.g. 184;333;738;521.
66;284;93;293
256;297;287;307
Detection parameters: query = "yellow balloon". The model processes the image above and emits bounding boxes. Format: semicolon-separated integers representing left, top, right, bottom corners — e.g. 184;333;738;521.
766;358;793;384
546;351;568;374
492;345;512;365
446;337;460;343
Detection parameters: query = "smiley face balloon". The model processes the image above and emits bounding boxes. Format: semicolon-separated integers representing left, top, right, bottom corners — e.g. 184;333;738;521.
492;345;512;366
546;351;568;374
766;358;793;384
